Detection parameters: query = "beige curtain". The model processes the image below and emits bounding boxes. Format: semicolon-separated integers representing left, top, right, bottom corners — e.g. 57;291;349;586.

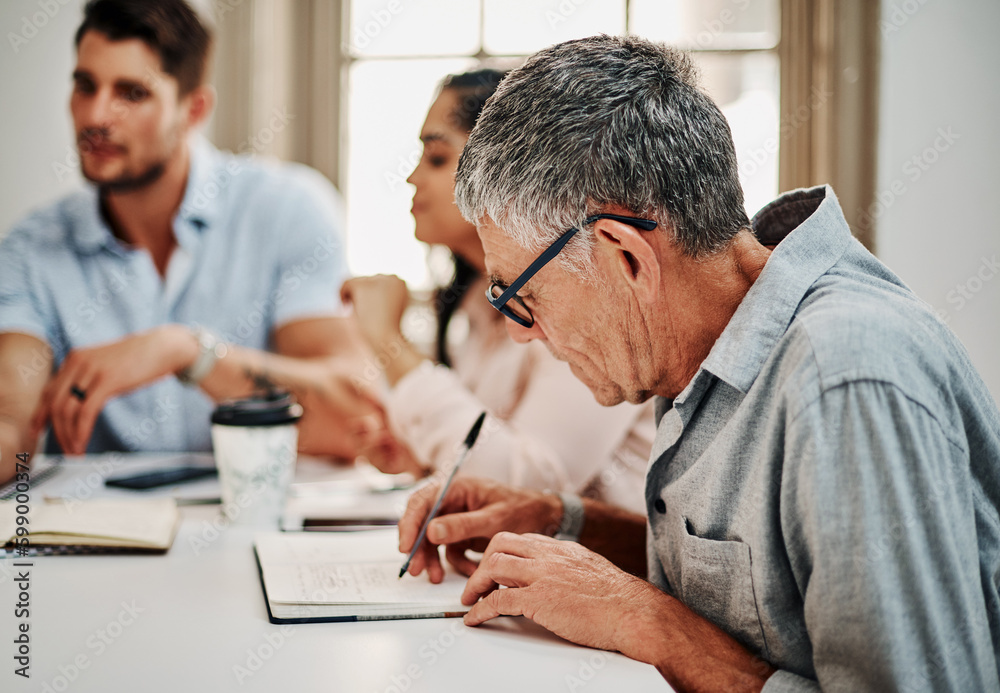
779;0;880;250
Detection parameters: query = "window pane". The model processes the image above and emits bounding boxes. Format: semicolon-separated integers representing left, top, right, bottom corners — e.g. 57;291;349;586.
345;58;473;288
630;0;778;50
348;0;480;57
691;51;780;216
483;0;625;55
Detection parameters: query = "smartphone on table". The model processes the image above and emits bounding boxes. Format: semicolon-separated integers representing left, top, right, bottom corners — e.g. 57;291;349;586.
104;456;217;490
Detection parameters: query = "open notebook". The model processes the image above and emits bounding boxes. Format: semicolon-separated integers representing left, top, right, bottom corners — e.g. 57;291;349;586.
0;498;180;555
254;529;470;623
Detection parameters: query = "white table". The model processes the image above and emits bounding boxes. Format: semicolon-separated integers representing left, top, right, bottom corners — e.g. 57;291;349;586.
3;455;667;692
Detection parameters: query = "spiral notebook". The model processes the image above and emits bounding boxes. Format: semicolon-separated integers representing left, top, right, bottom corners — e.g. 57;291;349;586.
254;529;470;623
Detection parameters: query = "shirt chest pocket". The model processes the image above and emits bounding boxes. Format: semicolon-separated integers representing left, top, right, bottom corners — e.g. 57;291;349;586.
678;521;770;660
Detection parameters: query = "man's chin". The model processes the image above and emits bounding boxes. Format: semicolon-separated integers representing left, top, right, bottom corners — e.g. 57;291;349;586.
83;161;167;194
567;361;626;407
591;388;626;407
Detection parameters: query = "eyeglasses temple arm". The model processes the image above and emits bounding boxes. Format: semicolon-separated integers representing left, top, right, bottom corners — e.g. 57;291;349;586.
494;227;579;304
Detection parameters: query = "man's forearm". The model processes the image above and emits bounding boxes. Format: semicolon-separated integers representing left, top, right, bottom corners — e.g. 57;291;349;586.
196;343;327;401
163;317;380;460
192;317;373;402
0;418;33;485
196;343;378;459
622;586;775;692
579;498;648;576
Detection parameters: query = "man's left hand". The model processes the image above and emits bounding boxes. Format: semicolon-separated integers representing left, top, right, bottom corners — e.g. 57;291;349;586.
461;532;776;691
461;532;660;651
30;325;196;454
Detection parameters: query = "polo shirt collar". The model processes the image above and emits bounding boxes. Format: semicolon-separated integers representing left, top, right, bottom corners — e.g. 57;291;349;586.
69;136;219;255
699;185;854;394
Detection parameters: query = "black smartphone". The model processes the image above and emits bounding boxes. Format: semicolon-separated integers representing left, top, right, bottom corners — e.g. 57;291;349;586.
105;462;217;490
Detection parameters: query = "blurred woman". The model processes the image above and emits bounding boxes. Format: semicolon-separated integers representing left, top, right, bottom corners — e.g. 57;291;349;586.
342;69;654;511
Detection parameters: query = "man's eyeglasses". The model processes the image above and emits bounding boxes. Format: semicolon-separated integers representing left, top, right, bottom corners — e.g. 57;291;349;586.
486;213;658;328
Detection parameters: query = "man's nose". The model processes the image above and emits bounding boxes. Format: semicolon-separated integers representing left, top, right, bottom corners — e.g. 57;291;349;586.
77;90;116;131
505;318;544;344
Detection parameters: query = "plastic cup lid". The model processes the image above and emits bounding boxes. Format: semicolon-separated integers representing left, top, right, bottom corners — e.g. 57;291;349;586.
210;390;304;427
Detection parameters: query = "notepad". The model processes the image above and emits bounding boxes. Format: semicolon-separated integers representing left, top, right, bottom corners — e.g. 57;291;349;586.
254;529;470;623
0;498;180;554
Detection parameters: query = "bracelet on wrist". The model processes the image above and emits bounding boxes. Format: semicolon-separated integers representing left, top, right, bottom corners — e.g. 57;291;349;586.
177;326;228;385
554;492;585;543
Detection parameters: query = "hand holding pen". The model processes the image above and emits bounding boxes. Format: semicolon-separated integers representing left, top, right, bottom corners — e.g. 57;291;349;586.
399;412;486;579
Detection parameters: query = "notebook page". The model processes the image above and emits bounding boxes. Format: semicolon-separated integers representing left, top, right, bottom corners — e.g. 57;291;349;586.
256;530;468;606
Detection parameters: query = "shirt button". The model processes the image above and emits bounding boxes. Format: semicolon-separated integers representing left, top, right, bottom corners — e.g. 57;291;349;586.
654;498;666;514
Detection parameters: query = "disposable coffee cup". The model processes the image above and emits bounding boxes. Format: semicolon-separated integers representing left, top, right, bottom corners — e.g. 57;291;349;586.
210;391;303;527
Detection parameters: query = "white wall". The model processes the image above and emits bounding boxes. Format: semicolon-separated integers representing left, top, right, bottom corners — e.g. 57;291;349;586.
0;0;85;235
876;0;1000;403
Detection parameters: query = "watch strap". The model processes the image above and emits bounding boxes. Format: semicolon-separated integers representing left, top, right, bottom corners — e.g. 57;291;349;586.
555;492;585;542
178;326;226;385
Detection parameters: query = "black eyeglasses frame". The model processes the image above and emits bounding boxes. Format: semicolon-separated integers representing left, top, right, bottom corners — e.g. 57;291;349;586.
486;213;658;328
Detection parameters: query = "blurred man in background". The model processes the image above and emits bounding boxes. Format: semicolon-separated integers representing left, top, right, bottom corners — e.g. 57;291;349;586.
0;0;376;482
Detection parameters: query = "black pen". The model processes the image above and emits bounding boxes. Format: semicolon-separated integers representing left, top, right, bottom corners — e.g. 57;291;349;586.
399;411;486;579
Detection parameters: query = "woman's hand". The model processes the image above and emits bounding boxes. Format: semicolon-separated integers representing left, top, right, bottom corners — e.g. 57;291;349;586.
340;275;426;386
340;275;411;353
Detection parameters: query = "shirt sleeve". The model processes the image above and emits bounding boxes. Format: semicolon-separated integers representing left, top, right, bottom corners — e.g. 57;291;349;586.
767;379;999;692
268;166;350;327
386;352;646;496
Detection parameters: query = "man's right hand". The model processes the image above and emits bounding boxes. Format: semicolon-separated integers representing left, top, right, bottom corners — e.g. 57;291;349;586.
398;477;563;583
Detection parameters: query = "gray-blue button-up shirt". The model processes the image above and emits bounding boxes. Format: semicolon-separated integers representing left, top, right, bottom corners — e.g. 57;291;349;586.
646;186;1000;692
0;139;348;454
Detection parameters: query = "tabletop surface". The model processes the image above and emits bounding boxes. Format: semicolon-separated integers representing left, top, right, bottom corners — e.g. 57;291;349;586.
2;454;668;693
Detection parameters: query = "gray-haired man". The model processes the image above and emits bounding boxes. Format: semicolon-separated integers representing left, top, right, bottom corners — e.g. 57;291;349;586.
398;35;1000;691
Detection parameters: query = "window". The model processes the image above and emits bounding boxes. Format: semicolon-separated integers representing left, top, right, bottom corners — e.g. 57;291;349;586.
211;1;877;281
343;0;781;288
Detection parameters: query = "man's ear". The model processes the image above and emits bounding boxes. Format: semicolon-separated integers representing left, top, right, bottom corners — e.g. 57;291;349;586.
183;84;216;130
593;218;662;303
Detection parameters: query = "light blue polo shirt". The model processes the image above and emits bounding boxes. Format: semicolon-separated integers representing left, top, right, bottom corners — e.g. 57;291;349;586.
0;138;348;454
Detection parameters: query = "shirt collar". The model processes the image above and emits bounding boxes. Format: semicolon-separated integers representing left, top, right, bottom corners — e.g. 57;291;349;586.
176;136;221;233
67;187;111;255
699;184;854;394
70;136;219;255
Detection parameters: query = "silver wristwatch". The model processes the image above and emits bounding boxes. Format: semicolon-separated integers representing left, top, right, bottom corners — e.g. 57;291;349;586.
177;326;227;385
554;492;585;542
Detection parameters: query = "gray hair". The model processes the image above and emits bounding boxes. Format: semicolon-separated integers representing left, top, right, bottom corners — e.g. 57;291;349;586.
455;35;750;273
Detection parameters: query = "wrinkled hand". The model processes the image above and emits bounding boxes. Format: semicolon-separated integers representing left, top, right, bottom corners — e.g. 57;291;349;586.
462;538;777;690
30;326;195;454
398;477;562;583
460;532;664;654
340;275;411;353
